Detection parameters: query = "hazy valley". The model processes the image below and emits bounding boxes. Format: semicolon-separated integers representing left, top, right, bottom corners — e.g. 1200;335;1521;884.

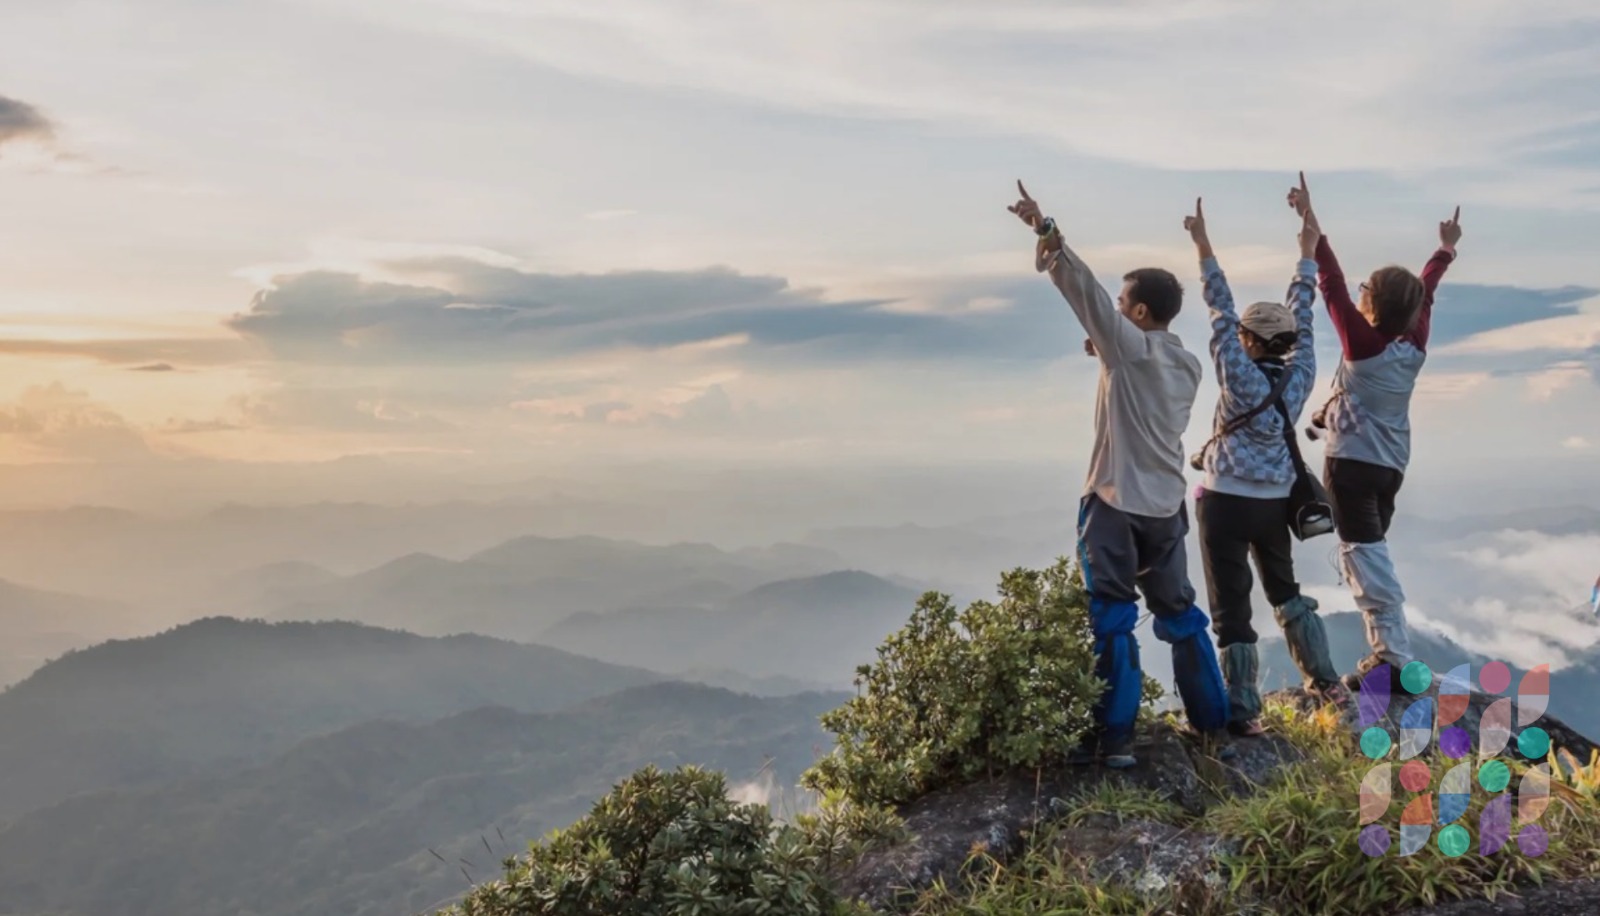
0;486;1596;916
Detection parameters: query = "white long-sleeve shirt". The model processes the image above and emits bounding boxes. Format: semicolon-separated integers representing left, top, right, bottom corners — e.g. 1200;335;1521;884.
1043;241;1202;519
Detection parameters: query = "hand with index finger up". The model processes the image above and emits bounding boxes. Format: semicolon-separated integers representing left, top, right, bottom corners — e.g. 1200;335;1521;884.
1183;197;1213;259
1439;205;1462;250
1007;180;1043;230
1287;171;1312;217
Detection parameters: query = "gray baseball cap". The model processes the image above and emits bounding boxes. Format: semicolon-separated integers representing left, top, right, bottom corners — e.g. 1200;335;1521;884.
1240;301;1297;340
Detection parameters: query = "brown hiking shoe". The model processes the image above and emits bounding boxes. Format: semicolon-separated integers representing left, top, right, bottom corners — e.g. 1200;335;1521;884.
1307;680;1351;708
1227;718;1266;738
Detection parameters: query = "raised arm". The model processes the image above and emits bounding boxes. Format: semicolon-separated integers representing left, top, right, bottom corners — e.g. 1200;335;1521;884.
1188;198;1266;403
1280;208;1321;419
1408;206;1461;350
1008;181;1146;364
1290;171;1387;361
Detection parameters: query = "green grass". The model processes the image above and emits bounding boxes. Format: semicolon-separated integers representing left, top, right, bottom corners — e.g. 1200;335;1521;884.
863;699;1600;916
1055;783;1186;829
1207;701;1600;916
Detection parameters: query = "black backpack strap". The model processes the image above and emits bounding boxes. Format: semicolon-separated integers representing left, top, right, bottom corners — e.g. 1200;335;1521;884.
1196;363;1294;462
1273;397;1310;471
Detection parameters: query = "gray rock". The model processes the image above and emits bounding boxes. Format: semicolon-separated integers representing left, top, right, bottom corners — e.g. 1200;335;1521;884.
831;682;1598;913
1394;879;1600;915
1055;814;1238;895
829;724;1295;911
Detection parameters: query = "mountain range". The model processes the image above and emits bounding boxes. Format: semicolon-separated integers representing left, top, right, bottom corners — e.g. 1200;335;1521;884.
0;681;844;916
537;569;924;683
0;617;669;821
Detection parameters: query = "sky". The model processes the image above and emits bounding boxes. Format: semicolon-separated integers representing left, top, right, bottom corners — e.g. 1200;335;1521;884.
2;0;1599;509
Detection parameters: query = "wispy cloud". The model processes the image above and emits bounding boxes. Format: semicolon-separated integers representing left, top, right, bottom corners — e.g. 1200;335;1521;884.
0;93;125;177
0;95;55;148
325;0;1600;193
0;337;254;367
222;258;1088;367
0;383;153;462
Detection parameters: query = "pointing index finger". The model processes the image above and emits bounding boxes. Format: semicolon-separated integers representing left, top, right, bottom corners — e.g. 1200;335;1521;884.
1453;205;1461;224
1017;180;1033;202
1299;170;1309;193
1196;196;1204;218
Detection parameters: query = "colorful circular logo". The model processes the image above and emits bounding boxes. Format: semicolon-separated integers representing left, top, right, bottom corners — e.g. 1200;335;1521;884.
1361;727;1392;759
1518;727;1550;760
1437;825;1470;857
1401;661;1433;694
1478;760;1511;793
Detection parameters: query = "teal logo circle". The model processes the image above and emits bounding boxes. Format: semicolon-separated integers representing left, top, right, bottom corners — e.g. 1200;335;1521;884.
1400;661;1433;694
1437;824;1470;857
1478;759;1511;793
1518;727;1550;760
1361;727;1392;759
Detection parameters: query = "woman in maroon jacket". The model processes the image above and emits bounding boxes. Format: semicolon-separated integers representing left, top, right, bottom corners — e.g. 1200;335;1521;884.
1289;173;1462;692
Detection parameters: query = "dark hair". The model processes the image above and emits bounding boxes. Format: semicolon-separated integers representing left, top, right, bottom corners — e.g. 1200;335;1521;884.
1240;328;1297;357
1368;266;1425;337
1122;268;1183;324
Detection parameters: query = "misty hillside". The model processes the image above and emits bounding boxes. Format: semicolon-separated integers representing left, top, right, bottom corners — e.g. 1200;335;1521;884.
538;570;924;684
260;534;848;643
0;617;669;821
0;683;846;916
1260;610;1600;737
0;578;147;689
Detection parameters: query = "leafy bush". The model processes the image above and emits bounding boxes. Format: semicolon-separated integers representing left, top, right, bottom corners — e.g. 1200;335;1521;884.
801;558;1165;808
447;765;839;916
790;787;911;876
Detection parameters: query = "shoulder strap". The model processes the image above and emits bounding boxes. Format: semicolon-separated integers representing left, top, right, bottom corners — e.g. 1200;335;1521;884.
1196;363;1294;461
1221;364;1293;437
1273;397;1311;473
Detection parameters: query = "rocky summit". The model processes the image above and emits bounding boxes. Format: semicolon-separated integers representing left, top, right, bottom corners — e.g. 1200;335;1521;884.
832;677;1600;914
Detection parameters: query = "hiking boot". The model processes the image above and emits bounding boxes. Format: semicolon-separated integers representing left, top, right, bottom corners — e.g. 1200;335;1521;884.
1179;724;1239;761
1342;662;1405;696
1065;733;1137;769
1307;679;1351;708
1227;718;1266;738
1220;643;1263;729
1065;737;1098;766
1102;734;1136;769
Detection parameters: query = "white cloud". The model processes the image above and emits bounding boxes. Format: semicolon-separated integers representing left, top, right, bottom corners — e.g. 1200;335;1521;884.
1564;436;1592;450
1525;363;1592;401
1441;308;1600;356
324;0;1600;185
233;238;527;288
1415;372;1492;401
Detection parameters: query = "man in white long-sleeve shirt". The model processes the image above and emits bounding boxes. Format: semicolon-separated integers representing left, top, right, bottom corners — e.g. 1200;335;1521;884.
1008;182;1231;768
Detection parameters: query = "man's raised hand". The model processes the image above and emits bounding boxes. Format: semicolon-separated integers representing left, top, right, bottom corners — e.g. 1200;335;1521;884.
1007;180;1043;229
1440;205;1463;249
1184;197;1214;259
1287;171;1312;217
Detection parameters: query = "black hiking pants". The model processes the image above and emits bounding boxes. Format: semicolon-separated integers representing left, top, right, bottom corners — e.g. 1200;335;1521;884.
1195;488;1300;648
1325;457;1405;544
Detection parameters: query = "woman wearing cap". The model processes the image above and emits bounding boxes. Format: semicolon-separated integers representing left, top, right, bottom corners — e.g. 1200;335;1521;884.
1183;194;1347;738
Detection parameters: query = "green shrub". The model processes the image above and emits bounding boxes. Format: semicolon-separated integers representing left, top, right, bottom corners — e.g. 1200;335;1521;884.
801;558;1165;808
792;788;911;875
446;765;837;916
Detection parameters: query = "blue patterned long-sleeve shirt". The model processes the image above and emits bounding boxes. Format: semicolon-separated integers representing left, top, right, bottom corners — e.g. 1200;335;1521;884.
1198;256;1318;498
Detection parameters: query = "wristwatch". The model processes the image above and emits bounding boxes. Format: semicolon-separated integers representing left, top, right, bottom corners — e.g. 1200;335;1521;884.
1035;217;1057;238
